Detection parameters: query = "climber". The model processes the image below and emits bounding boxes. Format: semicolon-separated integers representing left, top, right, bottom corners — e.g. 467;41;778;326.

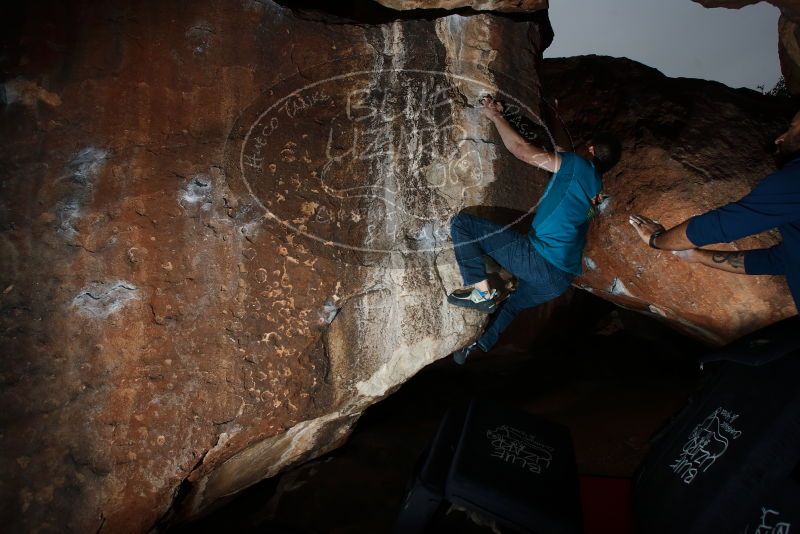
447;95;621;364
629;111;800;313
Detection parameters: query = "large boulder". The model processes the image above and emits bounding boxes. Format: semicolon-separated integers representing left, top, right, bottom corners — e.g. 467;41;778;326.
0;0;554;531
779;13;800;94
542;55;796;345
373;0;548;12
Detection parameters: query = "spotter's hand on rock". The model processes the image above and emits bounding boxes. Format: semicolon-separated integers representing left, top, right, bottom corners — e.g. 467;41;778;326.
629;214;665;245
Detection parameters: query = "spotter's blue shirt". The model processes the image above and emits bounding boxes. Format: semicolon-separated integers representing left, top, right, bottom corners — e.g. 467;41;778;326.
530;152;602;275
686;156;800;309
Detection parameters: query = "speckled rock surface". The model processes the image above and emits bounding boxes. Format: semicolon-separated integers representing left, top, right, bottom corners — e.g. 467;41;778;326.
542;55;796;345
0;1;554;532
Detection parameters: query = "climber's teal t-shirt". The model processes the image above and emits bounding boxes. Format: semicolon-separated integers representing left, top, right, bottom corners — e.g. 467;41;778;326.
530;152;602;275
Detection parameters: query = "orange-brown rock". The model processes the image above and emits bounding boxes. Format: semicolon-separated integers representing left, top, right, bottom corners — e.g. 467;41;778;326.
542;55;796;345
0;1;554;532
373;0;548;12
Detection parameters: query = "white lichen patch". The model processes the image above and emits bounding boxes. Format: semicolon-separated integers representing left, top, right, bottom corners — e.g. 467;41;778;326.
181;175;213;209
2;77;62;108
609;277;632;297
56;147;109;236
71;280;139;318
57;200;82;237
68;147;108;185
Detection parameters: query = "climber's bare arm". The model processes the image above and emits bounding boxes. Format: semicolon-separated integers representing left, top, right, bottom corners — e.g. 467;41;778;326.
480;95;561;173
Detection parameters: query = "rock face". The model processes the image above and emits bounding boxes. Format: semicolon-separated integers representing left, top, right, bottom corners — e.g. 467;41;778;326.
373;0;548;12
694;0;800;95
779;14;800;93
542;55;796;345
0;1;554;532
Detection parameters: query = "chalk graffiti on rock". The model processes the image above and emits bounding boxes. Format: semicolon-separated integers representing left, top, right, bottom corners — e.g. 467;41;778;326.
318;77;480;232
233;66;552;256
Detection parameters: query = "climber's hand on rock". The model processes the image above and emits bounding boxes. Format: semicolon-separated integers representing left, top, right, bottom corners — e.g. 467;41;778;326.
672;249;703;263
629;214;665;245
479;95;504;119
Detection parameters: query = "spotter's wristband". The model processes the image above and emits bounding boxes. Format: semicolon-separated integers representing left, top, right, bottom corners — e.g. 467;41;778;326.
649;229;665;249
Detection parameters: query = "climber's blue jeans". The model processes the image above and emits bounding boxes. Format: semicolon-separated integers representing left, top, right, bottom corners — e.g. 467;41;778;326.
450;212;574;352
